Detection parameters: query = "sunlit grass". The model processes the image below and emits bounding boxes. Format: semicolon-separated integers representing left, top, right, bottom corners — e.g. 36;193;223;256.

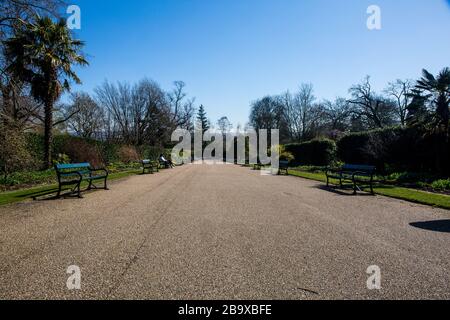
0;169;141;206
288;169;450;210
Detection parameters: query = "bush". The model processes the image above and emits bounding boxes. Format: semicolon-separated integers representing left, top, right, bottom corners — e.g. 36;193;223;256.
25;132;45;168
54;135;104;167
117;145;140;163
285;139;336;166
139;145;165;161
271;145;295;163
336;126;448;174
0;126;33;178
385;172;436;184
53;153;71;165
431;179;450;191
0;169;55;189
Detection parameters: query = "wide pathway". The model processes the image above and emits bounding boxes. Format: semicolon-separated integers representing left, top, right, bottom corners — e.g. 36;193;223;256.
0;164;449;299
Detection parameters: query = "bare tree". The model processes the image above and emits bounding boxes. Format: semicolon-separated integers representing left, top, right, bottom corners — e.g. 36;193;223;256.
63;92;105;139
323;98;353;133
281;91;299;141
167;81;195;130
384;79;414;126
217;116;232;135
348;76;397;129
95;80;132;143
284;83;327;140
295;83;316;139
95;79;177;145
249;95;290;142
0;0;63;39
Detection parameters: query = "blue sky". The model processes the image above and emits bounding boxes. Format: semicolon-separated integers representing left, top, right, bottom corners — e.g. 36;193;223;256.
68;0;450;126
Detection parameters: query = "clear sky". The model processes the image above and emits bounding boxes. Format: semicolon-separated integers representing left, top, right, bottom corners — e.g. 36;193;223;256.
68;0;450;127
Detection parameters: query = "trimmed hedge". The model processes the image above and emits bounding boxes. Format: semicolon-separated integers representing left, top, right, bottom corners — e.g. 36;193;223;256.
337;126;449;175
285;139;336;166
285;126;450;176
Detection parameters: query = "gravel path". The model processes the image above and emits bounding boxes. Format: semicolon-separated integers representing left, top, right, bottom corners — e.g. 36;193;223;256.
0;164;449;300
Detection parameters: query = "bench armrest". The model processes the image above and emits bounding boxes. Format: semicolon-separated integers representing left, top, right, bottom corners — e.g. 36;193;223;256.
326;168;342;175
89;168;109;176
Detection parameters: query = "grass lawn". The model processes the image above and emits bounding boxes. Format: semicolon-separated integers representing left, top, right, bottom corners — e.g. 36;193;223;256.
0;169;141;206
288;169;450;210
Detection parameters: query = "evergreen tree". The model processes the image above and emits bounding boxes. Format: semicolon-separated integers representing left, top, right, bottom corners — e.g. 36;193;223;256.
196;105;210;133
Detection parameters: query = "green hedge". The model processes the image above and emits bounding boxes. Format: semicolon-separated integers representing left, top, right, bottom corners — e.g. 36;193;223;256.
285;139;336;166
336;126;449;175
25;133;167;167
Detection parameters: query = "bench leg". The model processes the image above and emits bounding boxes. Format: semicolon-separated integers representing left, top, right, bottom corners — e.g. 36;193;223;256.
326;176;329;187
77;182;83;198
104;178;109;190
353;180;358;195
56;184;62;198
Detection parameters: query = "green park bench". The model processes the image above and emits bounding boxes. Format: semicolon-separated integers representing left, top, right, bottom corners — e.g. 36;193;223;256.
253;161;289;175
279;161;289;175
326;164;376;194
253;162;263;170
55;163;109;198
142;160;159;174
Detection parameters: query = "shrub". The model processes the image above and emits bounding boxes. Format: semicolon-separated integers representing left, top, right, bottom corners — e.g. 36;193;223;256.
431;179;450;191
0;169;55;189
336;126;448;174
53;153;71;165
139;145;165;161
0;126;33;178
54;135;104;167
285;139;336;166
25;132;45;168
385;172;436;184
117;145;140;164
270;145;295;163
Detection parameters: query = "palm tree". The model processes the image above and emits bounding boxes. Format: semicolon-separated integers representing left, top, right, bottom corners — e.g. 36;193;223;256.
5;16;88;168
415;68;450;135
413;68;450;175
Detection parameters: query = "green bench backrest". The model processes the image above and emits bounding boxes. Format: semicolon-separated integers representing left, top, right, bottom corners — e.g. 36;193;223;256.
142;160;151;165
55;163;91;171
342;164;376;172
279;161;289;168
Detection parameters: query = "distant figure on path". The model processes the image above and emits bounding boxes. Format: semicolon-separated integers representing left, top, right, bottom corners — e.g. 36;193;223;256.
159;154;174;168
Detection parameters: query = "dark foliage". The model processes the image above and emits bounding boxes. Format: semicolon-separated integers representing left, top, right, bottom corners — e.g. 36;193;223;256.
285;139;336;166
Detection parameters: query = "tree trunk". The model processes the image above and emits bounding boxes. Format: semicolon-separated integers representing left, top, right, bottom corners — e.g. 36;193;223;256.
43;100;53;168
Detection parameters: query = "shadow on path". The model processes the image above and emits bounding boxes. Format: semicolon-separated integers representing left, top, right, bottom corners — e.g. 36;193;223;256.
315;185;375;196
410;220;450;233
